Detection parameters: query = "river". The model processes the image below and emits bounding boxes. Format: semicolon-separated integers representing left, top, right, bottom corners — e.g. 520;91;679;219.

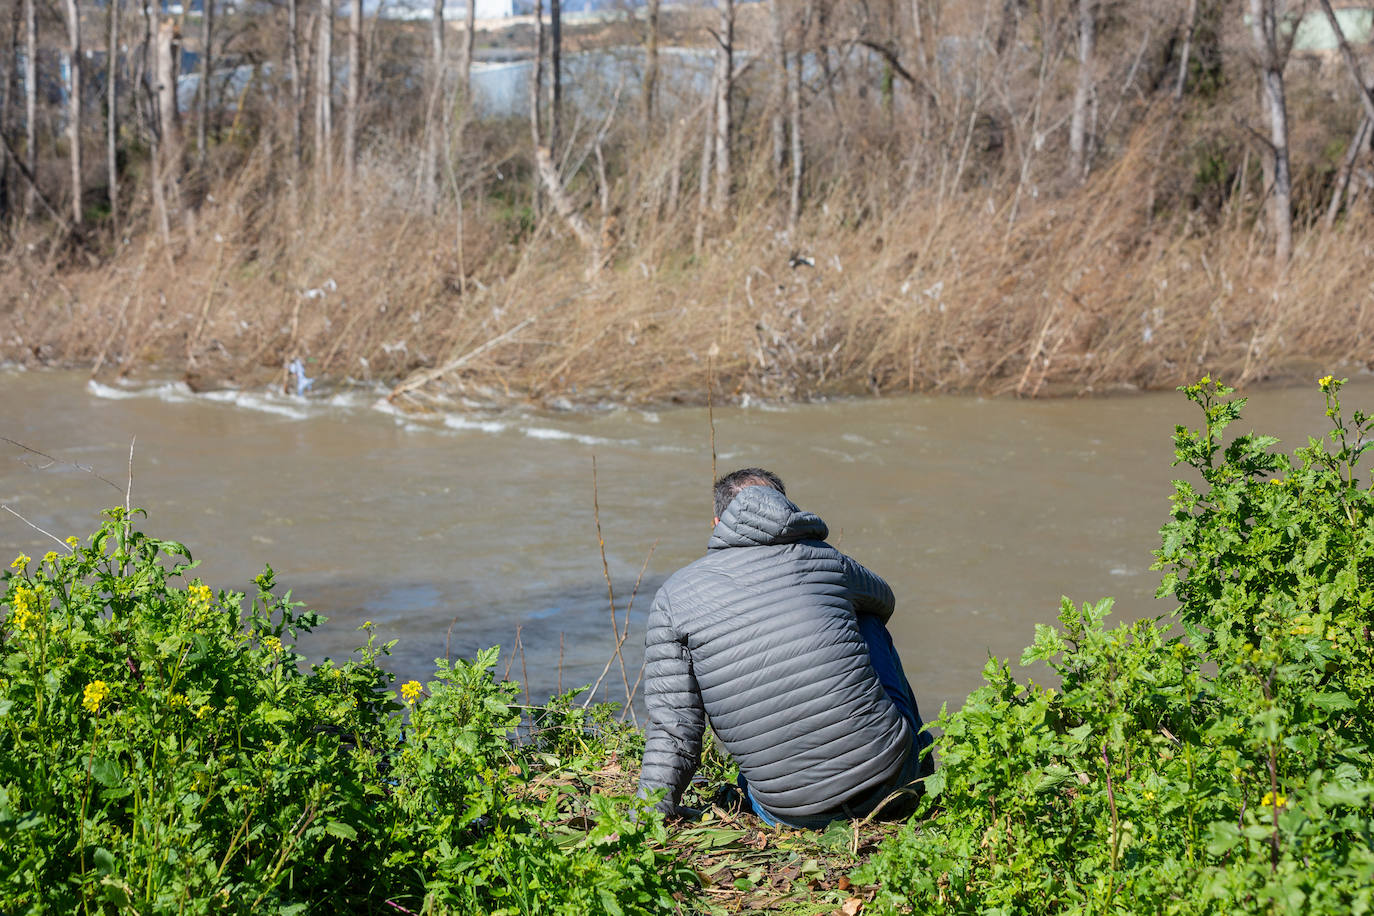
1;369;1363;719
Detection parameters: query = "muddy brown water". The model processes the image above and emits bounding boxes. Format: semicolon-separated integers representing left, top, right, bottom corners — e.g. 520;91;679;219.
2;369;1366;719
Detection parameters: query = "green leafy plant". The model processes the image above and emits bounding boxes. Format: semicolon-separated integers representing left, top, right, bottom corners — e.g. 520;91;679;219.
858;378;1374;915
0;509;688;915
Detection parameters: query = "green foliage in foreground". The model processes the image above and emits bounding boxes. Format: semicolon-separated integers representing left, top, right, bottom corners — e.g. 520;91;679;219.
858;377;1374;914
0;514;687;915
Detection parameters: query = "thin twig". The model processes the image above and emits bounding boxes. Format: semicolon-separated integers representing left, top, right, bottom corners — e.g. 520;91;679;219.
1;437;122;492
518;625;530;707
445;614;459;664
125;435;136;513
2;506;72;553
707;343;718;482
503;626;519;681
583;455;631;707
598;538;658;725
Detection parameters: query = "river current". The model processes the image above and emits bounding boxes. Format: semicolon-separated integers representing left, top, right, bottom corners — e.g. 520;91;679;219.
2;369;1363;718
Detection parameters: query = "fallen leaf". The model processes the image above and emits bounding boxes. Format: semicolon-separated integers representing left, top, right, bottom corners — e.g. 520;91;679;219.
838;875;852;891
841;896;864;915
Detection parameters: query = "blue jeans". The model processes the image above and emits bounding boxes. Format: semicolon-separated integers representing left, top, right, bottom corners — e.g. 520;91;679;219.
740;614;934;828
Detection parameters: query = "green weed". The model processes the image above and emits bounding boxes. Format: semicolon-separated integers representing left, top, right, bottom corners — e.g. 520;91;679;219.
858;378;1374;914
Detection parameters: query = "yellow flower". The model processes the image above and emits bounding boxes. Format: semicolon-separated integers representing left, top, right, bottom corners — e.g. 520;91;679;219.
83;680;110;714
1261;791;1287;808
196;705;214;719
65;536;79;548
9;585;42;634
188;583;213;616
1199;375;1211;385
401;680;422;704
168;693;189;709
42;551;58;565
10;554;29;570
1269;478;1284;486
1319;375;1334;389
1142;790;1156;801
263;635;282;654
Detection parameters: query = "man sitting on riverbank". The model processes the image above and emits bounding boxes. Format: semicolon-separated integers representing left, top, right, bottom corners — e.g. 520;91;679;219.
637;468;935;828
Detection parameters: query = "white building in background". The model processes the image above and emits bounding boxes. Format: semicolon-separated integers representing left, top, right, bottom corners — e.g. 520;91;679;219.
471;0;512;15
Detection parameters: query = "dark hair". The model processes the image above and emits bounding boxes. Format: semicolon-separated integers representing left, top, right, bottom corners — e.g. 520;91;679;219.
713;467;786;519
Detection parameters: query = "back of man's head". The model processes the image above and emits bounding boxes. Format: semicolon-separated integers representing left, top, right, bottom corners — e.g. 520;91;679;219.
713;468;787;520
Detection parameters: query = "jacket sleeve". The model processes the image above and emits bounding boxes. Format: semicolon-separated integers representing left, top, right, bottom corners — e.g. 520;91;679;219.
636;586;705;812
842;554;896;624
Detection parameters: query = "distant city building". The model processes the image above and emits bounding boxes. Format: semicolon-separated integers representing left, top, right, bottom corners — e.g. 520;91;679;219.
471;0;513;16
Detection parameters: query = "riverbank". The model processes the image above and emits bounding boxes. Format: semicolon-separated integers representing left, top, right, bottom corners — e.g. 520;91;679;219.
5;118;1373;410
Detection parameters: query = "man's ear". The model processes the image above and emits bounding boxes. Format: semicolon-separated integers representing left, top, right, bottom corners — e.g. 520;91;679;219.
713;517;720;527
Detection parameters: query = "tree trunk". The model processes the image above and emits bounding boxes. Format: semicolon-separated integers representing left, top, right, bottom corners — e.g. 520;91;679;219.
344;0;361;187
531;0;543;150
787;13;803;235
768;0;787;184
1316;0;1374;126
712;0;733;214
1249;0;1292;265
64;0;83;225
643;0;660;126
156;17;181;183
198;0;213;165
315;0;333;182
107;0;120;226
288;0;302;173
549;0;561;153
1325;115;1371;227
910;0;929;71
462;0;475;107
694;66;716;252
420;0;442;207
1175;0;1198;100
23;0;35;217
1069;0;1096;181
995;0;1020;56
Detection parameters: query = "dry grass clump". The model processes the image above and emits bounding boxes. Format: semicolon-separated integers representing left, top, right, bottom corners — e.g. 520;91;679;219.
3;109;1372;406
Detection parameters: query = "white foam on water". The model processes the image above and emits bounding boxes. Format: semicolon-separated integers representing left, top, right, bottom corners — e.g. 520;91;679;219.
521;426;620;447
87;379;195;403
200;389;311;420
442;415;508;435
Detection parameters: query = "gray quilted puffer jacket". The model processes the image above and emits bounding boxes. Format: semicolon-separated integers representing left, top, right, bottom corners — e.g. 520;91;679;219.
637;485;913;818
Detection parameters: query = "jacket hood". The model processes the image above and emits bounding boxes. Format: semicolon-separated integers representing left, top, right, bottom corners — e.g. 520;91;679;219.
708;485;829;549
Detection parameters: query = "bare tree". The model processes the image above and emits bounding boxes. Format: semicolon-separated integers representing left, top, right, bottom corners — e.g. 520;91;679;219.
1316;0;1374;226
155;17;182;182
643;0;660;126
549;0;561;153
768;0;787;185
288;0;303;173
1175;0;1198;99
910;0;930;72
197;0;213;165
23;0;35;216
63;0;82;225
1248;0;1292;265
107;0;121;225
712;0;734;213
787;2;806;234
315;0;333;182
344;0;362;187
1316;0;1374;125
419;0;443;207
462;0;476;107
1069;0;1096;181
